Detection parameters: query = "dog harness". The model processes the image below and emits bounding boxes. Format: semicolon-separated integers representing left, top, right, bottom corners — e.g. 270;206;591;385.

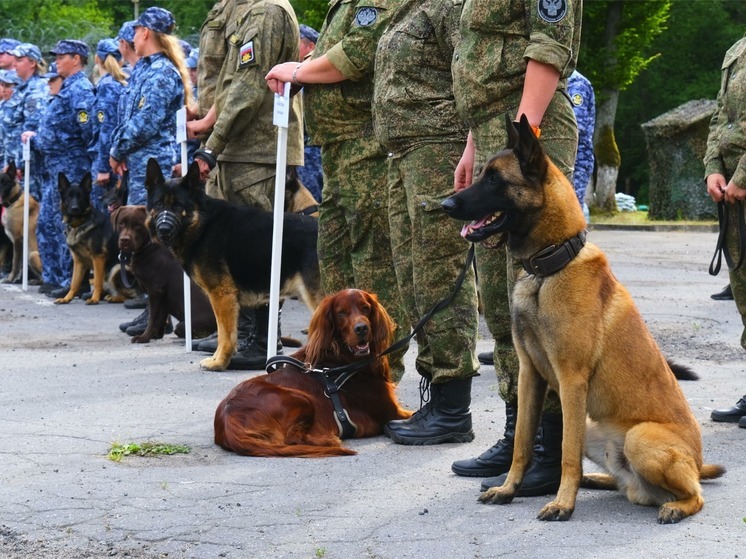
266;355;360;439
521;231;586;277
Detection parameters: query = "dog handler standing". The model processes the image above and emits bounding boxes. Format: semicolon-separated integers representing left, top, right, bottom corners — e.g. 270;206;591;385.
449;0;582;494
704;33;746;429
265;0;410;381
371;0;480;444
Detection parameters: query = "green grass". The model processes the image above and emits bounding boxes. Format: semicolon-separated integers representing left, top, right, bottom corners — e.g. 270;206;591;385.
107;441;191;462
590;210;716;227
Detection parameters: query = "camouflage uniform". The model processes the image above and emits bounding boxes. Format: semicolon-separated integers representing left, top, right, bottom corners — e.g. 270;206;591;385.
372;0;478;384
568;70;595;211
452;0;581;412
110;52;183;205
32;70;96;289
304;0;410;380
93;73;125;210
704;34;746;350
199;0;304;210
2;73;47;201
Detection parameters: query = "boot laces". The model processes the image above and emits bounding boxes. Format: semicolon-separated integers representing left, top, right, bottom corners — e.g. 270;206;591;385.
409;376;433;421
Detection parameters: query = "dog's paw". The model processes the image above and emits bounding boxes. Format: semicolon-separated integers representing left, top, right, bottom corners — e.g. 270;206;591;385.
200;356;226;371
657;503;685;524
537;500;574;521
54;297;72;305
85;298;100;305
478;487;515;505
131;335;151;344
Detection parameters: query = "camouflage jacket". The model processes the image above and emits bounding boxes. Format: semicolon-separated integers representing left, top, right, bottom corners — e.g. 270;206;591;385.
93;73;125;176
704;35;746;188
372;0;466;153
2;74;48;167
304;0;400;145
201;0;303;165
452;0;582;129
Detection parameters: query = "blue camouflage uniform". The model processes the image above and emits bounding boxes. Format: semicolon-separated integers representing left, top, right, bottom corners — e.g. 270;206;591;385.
32;40;96;289
0;69;24;168
92;39;125;210
3;43;48;202
178;48;200;169
110;8;183;204
568;70;595;219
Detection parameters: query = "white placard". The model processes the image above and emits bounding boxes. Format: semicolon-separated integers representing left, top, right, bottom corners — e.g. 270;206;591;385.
22;139;31;162
272;82;291;128
176;107;187;144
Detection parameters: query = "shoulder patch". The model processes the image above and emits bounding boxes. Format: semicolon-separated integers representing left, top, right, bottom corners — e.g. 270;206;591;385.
537;0;567;23
97;110;105;123
354;7;378;27
239;40;256;68
571;93;583;107
78;110;89;124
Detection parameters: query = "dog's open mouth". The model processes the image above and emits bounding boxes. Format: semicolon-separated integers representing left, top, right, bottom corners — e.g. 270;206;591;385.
349;343;371;356
460;212;506;242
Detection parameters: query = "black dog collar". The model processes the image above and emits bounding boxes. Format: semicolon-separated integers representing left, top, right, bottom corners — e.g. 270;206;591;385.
521;231;586;278
2;186;21;207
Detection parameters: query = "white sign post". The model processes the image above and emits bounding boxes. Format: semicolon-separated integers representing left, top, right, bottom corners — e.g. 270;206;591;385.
176;107;192;352
267;82;291;361
21;140;31;291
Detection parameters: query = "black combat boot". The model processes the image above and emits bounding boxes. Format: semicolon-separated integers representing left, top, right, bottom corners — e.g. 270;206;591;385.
384;377;475;445
194;306;256;352
228;304;283;370
480;412;563;496
451;404;516;477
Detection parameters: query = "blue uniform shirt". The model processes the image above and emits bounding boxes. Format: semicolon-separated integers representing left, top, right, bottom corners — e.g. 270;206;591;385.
568;70;596;207
93;73;125;177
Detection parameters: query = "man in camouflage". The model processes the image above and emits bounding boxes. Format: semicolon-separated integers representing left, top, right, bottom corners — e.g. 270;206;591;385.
265;0;410;381
568;70;596;221
450;0;582;495
371;0;480;445
189;0;304;369
704;32;746;429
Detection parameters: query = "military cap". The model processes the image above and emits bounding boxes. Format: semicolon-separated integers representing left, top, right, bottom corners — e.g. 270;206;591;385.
0;38;20;54
49;39;90;59
117;21;137;44
42;62;60;80
179;39;192;58
10;42;43;62
299;24;319;44
134;7;176;35
186;48;199;69
0;69;23;86
96;38;122;61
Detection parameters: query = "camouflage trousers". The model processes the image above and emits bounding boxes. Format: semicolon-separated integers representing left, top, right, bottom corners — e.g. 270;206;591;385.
387;142;479;384
472;91;578;412
724;201;746;351
319;136;409;381
206;161;276;211
37;170;73;288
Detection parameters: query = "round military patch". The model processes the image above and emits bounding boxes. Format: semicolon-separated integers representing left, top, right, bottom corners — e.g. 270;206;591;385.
571;93;583;107
78;110;89;124
97;110;105;123
354;7;378;27
537;0;568;23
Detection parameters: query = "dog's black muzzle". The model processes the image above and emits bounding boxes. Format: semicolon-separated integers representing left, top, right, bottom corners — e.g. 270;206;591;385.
154;210;181;245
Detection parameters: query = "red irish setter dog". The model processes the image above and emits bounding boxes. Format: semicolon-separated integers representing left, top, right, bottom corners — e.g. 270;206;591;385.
214;289;412;457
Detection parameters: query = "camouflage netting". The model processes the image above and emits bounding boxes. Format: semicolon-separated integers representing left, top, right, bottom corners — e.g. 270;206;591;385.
642;99;718;220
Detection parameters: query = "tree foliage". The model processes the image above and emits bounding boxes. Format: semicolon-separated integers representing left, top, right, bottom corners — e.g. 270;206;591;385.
290;0;328;32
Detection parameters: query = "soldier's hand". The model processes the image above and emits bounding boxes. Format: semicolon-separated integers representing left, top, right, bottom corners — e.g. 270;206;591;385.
706;173;726;203
724;180;746;204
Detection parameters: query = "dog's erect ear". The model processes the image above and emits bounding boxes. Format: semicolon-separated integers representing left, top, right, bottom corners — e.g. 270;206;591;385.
80;172;93;194
506;113;519;150
144;158;164;193
186;160;202;197
512;114;547;183
58;172;70;194
6;160;16;179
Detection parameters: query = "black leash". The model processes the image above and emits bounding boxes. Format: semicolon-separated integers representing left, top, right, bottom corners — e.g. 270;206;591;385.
265;243;476;438
709;201;746;276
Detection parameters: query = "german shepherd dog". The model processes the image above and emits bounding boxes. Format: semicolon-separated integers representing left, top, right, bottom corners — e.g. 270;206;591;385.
56;172;121;305
0;161;42;283
112;205;217;343
144;159;324;371
442;115;724;523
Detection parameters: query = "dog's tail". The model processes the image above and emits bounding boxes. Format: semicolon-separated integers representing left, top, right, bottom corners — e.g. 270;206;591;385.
666;360;699;381
700;464;726;480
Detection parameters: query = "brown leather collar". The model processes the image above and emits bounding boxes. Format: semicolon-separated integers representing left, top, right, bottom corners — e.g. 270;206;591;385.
521;231;587;277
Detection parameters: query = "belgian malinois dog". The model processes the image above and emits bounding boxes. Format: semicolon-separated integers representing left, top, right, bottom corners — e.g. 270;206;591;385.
144;159;323;371
0;161;42;283
441;115;724;524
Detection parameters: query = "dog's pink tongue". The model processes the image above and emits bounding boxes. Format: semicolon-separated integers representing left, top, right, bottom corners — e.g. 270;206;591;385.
460;217;489;239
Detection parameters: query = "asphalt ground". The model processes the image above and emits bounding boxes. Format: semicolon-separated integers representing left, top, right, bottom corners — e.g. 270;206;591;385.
0;227;744;559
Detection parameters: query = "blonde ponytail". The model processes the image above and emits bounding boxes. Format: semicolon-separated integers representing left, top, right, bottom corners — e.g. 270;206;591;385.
155;32;194;108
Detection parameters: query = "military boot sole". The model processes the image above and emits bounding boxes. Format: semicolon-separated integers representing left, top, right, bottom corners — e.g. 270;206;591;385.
384;425;475;446
451;459;511;478
480;472;561;496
